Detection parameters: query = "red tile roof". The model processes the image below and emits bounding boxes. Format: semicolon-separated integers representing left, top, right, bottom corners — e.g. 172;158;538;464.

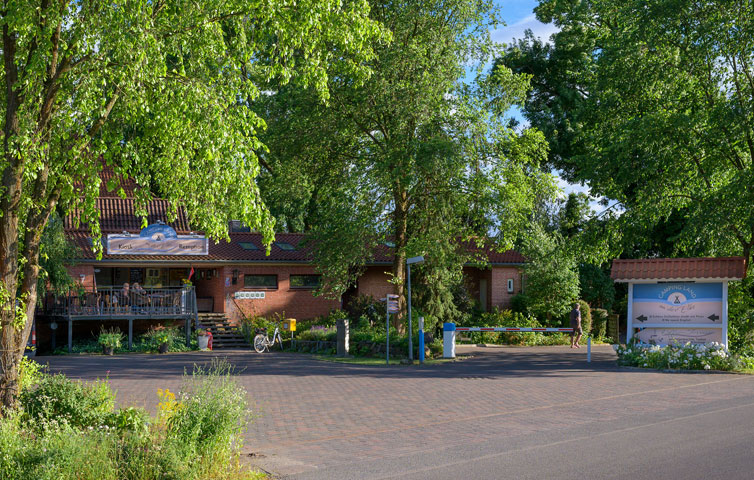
66;198;191;234
611;257;746;282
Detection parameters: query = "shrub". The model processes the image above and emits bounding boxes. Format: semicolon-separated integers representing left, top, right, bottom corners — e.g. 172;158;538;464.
592;308;608;339
577;300;592;335
165;359;250;472
97;327;123;349
344;294;383;328
18;357;45;393
615;340;749;371
20;374;116;431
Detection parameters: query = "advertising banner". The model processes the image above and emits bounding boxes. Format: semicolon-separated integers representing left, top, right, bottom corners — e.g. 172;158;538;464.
632;283;722;325
106;224;208;256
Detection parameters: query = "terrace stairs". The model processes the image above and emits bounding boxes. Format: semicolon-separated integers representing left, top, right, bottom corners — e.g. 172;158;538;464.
197;313;250;350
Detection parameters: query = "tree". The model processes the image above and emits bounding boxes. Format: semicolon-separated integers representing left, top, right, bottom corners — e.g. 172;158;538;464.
499;0;754;269
0;0;386;409
255;0;557;328
518;224;580;323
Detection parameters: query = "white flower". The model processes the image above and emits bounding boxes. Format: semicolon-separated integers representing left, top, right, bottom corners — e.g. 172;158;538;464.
704;365;711;370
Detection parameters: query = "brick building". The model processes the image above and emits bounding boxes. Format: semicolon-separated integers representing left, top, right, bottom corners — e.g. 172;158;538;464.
57;173;525;327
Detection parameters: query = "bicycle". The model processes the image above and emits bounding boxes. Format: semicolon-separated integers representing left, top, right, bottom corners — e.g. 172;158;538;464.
253;325;284;353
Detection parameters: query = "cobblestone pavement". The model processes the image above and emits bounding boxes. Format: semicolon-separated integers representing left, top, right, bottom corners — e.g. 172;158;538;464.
39;345;754;477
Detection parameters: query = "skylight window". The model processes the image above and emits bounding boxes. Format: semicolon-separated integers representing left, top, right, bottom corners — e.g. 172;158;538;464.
275;242;296;251
239;242;259;251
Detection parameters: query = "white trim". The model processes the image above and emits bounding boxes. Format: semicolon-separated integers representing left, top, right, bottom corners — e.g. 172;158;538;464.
614;277;742;283
722;281;729;346
633;323;723;329
627;283;633;343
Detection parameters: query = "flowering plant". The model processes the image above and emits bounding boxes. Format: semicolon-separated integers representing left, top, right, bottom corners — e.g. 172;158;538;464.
615;340;740;371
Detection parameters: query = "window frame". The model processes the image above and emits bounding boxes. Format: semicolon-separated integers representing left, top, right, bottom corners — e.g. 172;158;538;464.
289;274;322;289
243;274;278;290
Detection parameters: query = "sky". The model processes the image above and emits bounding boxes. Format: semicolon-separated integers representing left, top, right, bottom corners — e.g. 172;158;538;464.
490;1;605;211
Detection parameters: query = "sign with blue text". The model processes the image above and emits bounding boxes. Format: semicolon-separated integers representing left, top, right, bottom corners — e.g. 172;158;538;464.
107;224;208;256
630;282;726;346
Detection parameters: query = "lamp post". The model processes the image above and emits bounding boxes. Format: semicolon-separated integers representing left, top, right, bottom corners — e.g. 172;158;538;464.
406;255;425;362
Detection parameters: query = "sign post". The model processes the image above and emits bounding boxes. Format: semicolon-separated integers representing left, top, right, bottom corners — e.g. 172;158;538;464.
385;294;399;365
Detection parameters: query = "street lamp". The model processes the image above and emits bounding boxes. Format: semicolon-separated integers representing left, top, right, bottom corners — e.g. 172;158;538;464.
406;255;424;362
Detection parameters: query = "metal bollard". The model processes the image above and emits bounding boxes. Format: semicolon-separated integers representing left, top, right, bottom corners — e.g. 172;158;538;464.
587;336;591;362
443;323;456;358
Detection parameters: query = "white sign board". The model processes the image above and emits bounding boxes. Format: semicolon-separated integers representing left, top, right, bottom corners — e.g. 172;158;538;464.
234;291;266;299
630;282;726;346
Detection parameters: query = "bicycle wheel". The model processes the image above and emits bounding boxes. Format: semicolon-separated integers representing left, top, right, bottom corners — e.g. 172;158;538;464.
253;334;267;353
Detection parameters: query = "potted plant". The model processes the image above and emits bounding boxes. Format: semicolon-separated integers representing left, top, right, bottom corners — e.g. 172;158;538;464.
156;331;171;354
98;327;123;355
196;328;210;350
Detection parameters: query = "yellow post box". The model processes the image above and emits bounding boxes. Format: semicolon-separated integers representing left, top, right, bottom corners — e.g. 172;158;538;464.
283;318;296;332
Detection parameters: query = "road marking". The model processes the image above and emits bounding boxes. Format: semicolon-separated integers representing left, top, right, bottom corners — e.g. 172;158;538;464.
373;400;754;479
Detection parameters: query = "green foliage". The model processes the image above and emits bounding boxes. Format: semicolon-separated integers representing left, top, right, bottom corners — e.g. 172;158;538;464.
500;0;754;266
577;300;592;336
37;214;79;298
459;309;571;346
616;341;750;372
97;327;124;349
592;308;609;340
344;295;384;329
20;374;116;431
727;278;754;353
18;357;45;394
2;361;257;479
519;225;580;323
578;264;615;311
166;359;250;469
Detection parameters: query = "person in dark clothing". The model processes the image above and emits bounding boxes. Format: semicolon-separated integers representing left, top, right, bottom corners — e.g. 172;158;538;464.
570;303;583;348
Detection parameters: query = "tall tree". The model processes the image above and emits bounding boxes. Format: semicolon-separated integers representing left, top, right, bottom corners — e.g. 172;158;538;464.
0;0;385;409
499;0;754;269
256;0;556;327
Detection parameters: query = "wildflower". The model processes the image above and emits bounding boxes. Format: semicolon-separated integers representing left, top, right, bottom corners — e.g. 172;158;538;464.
704;365;711;370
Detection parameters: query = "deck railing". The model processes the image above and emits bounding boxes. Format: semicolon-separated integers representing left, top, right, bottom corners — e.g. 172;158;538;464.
43;286;197;318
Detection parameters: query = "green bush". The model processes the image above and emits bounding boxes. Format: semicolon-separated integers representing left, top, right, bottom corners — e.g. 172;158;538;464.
577;300;592;335
344;294;383;328
18;357;45;393
20;374;116;431
97;327;124;349
592;308;608;339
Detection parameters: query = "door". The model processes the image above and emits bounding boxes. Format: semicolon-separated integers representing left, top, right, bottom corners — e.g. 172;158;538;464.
479;278;488;312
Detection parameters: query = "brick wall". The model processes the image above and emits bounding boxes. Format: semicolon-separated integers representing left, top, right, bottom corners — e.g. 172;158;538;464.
490;266;523;310
68;265;96;290
357;266;394;301
223;265;340;324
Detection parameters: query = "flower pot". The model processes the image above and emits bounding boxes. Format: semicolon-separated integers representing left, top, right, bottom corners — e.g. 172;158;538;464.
102;345;115;356
197;334;210;350
158;342;169;354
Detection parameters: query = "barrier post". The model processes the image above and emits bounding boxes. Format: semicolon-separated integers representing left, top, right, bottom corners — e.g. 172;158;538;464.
418;317;425;364
587;336;591;362
443;322;456;358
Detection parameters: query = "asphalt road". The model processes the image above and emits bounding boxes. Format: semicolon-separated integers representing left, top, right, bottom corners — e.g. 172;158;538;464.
289;387;754;480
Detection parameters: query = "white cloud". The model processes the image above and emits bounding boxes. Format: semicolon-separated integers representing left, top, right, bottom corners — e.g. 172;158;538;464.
491;14;560;47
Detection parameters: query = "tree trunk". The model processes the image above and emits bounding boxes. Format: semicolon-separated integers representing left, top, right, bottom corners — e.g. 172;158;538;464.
392;186;409;332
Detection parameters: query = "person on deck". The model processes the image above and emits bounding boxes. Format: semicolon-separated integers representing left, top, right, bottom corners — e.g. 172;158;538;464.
570;303;583;348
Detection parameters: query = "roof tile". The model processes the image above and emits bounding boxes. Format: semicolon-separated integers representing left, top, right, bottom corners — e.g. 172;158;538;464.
610;257;746;281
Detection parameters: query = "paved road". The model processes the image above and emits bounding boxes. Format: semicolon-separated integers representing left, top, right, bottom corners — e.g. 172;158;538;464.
39;345;754;479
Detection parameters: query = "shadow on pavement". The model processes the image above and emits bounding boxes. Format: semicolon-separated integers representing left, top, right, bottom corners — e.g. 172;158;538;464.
38;345;623;381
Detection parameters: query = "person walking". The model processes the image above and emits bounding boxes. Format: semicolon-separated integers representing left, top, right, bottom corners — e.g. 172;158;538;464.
570;303;583;348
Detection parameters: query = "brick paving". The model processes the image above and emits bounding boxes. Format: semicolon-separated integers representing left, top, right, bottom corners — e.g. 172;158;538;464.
38;345;754;477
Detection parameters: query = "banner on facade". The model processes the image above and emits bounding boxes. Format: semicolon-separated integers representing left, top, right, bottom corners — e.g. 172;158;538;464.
635;328;722;345
107;224;208;256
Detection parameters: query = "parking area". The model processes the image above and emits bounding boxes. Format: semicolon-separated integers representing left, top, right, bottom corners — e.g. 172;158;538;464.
39;345;754;478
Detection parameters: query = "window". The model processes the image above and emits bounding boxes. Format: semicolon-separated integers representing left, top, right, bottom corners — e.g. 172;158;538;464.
507;278;514;293
384;241;396;248
275;242;296;251
244;275;277;289
290;275;321;288
229;220;251;232
239;242;259;250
